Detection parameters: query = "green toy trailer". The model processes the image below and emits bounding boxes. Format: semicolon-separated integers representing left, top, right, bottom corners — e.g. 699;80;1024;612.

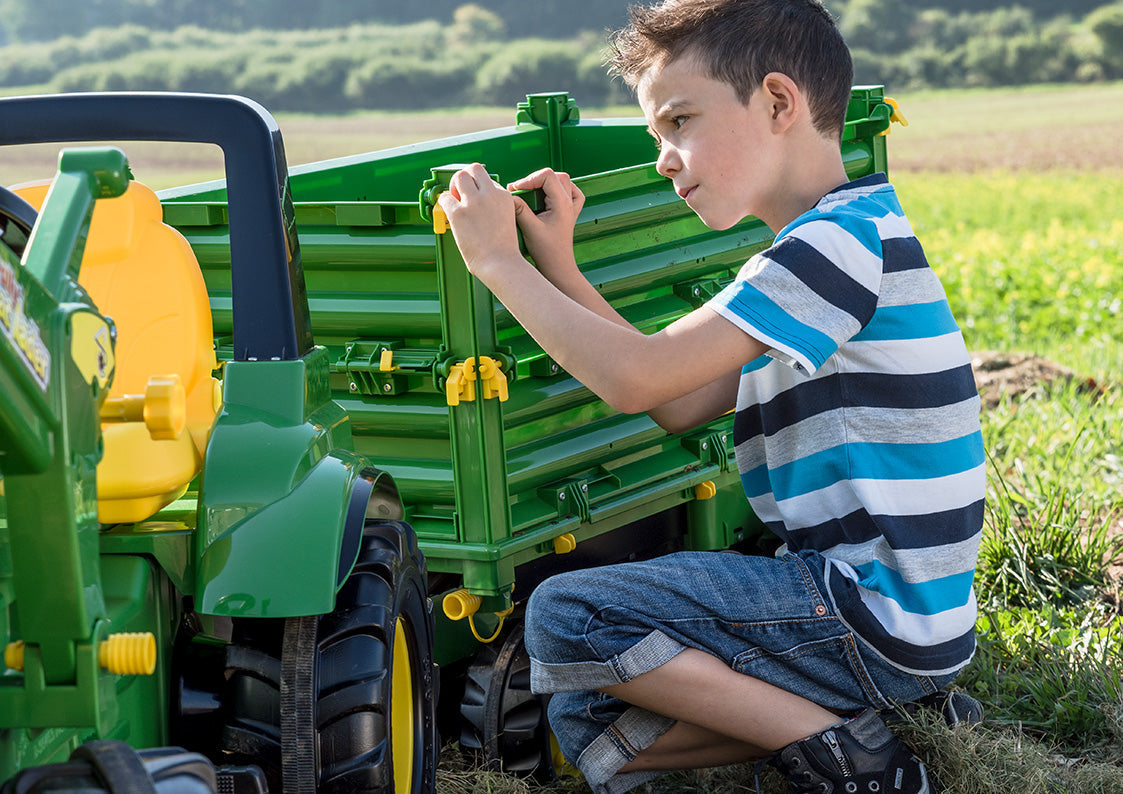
0;88;903;791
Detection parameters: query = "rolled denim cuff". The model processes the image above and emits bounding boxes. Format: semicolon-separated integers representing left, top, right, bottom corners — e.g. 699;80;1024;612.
529;629;686;693
577;705;675;794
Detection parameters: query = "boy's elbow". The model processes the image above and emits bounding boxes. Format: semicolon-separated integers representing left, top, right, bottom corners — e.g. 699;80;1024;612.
603;391;650;417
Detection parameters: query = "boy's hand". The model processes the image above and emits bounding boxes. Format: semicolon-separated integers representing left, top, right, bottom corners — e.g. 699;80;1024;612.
439;163;522;282
508;168;585;283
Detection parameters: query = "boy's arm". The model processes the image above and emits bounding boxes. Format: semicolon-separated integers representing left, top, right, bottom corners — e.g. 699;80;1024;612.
438;164;764;425
508;169;743;432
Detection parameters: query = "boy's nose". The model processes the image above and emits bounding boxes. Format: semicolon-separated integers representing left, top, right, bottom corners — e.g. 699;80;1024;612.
656;145;680;178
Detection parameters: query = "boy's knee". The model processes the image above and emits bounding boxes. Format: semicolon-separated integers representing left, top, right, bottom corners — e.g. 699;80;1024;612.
525;570;594;659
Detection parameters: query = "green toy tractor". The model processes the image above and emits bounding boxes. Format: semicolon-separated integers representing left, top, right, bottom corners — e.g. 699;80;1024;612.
0;93;437;793
0;88;903;792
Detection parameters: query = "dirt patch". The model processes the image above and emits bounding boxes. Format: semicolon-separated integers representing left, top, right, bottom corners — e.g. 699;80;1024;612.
971;350;1104;408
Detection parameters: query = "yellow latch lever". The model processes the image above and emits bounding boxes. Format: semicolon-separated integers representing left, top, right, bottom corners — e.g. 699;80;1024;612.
445;356;508;406
432;192;450;234
877;97;909;136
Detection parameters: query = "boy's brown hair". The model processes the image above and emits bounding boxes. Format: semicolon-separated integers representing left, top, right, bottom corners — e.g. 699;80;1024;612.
608;0;853;139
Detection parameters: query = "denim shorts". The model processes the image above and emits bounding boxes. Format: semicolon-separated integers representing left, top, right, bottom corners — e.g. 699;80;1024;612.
523;549;960;794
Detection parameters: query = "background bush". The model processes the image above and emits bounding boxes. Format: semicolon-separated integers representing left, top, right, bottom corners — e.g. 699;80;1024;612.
2;1;1123;112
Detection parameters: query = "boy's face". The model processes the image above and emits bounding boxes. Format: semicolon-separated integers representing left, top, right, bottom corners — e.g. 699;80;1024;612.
638;56;780;231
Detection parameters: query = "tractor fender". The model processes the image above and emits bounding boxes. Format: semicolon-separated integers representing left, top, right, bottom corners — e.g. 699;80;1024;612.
195;355;403;618
196;448;401;618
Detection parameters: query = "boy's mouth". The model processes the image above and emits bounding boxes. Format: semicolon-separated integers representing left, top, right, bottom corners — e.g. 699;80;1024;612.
677;185;697;201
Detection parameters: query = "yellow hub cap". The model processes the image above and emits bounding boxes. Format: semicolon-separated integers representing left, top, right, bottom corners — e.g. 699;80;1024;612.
391;617;415;793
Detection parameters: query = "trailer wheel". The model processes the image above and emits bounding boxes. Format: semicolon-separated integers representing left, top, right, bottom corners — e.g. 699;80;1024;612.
459;622;554;779
221;519;438;793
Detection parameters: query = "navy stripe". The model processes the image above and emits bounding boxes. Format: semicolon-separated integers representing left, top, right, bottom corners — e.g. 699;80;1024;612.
734;365;979;441
828;566;977;672
881;236;929;273
768;236;878;327
787;500;986;552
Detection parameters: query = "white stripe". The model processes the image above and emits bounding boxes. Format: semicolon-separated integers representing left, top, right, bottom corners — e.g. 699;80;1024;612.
789;219;883;293
774;464;987;531
872;211;915;240
831;559;978;646
860;582;978;645
837;332;972;375
736;352;838;407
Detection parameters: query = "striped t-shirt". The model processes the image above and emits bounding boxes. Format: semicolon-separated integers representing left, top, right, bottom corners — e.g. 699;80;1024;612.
707;173;985;676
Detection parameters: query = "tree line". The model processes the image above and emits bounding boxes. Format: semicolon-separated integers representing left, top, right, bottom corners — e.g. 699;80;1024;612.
0;0;1112;42
0;1;1120;112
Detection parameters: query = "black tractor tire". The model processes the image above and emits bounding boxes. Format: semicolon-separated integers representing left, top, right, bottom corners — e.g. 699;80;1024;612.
458;622;554;780
220;519;438;793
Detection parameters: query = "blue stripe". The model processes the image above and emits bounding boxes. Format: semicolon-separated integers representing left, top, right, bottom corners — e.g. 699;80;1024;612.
742;355;771;374
853;300;960;342
826;565;976;672
718;282;837;369
746;434;984;503
853;560;976;615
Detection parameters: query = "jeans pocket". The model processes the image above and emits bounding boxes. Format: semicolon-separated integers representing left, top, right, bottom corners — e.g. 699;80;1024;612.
585;692;628;725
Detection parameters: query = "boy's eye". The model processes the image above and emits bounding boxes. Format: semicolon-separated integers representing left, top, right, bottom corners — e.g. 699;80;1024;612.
672;115;688;129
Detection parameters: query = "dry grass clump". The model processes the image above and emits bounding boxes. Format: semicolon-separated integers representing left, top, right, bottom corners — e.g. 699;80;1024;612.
436;703;1123;794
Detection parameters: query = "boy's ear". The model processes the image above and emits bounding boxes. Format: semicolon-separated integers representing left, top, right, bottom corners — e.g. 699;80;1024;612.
761;72;801;132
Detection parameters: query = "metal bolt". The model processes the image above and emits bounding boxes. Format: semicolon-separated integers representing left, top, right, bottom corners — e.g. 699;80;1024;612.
692;286;701;297
701;441;709;451
558;492;566;501
580;483;588;492
550;362;559;374
349;382;358;392
383;382;393;393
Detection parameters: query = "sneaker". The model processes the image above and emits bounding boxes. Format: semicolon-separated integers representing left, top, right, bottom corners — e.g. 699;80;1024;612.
896;689;984;728
768;708;934;793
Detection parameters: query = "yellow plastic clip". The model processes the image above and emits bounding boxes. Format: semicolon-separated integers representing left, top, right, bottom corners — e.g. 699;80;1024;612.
477;356;509;402
445;358;477;406
695;480;717;500
379;348;398;372
877;97;909;136
553;533;577;554
432;192;450;234
5;640;24;672
443;588;514;644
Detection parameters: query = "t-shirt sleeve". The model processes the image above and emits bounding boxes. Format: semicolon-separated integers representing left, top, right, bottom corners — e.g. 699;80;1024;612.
706;215;883;375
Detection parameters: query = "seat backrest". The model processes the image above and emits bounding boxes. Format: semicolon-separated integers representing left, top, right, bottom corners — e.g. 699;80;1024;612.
16;180;220;523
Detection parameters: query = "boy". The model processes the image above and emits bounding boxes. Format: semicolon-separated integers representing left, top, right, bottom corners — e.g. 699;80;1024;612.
437;1;984;792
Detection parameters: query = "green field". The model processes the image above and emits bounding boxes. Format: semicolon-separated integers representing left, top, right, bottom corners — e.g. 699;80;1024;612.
2;82;1121;189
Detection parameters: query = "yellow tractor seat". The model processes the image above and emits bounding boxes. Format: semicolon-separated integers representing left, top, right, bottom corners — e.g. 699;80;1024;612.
16;180;221;523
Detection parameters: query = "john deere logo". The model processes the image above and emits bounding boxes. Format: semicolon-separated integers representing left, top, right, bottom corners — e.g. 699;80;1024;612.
0;258;50;391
